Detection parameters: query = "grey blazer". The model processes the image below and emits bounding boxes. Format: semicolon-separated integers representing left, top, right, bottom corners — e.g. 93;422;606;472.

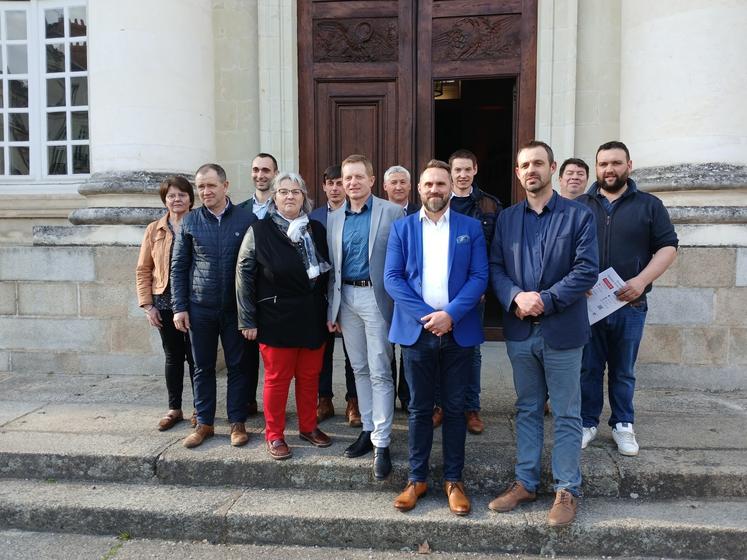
327;195;403;325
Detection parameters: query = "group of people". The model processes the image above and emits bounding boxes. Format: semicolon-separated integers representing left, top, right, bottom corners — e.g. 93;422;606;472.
135;140;677;528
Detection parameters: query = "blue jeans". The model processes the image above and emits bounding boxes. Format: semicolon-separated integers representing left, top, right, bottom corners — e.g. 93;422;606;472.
506;324;583;495
581;302;647;428
403;330;471;483
189;303;248;425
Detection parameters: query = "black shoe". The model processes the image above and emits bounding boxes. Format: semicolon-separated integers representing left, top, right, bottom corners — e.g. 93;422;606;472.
373;446;391;480
344;430;373;458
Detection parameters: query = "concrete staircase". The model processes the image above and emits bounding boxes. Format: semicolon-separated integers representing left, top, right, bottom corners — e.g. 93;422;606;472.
0;366;746;559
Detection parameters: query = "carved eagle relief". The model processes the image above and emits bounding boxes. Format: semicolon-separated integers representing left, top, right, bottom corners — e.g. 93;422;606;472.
314;19;398;63
432;16;520;62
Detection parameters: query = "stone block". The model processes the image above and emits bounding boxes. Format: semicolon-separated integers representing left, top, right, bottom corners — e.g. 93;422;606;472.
0;282;16;314
676;247;735;288
94;246;141;282
0;317;109;351
638;326;682;364
681;327;729;366
714;288;747;326
17;283;78;316
78;353;163;376
737;249;747;287
656;262;678;287
79;284;132;317
9;351;82;375
0;247;95;281
109;319;159;353
637;363;747;391
729;329;747;366
646;287;714;325
0;351;8;371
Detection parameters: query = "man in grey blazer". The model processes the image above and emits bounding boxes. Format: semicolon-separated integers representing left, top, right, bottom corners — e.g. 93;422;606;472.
327;154;403;480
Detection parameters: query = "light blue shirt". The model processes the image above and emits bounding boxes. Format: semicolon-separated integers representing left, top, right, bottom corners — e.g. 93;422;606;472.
341;196;372;281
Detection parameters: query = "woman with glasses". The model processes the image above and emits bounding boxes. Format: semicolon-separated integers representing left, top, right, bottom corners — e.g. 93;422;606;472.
136;175;196;431
236;172;332;459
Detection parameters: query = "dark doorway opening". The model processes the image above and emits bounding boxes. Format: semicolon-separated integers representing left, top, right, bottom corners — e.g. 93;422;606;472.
434;77;516;337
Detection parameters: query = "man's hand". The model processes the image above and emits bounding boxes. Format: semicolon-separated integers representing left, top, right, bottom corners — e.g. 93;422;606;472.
144;306;162;328
173;311;190;333
513;291;544;317
327;320;340;333
616;276;646;302
241;328;257;341
421;311;453;337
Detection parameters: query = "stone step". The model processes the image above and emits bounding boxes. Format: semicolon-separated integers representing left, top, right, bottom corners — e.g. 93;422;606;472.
0;479;744;559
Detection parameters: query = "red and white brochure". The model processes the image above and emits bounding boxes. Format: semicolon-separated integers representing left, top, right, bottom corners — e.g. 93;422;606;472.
587;267;628;325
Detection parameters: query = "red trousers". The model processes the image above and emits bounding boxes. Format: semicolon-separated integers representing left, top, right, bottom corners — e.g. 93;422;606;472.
259;343;325;442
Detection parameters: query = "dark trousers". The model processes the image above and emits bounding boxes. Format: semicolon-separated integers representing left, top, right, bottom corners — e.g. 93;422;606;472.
403;330;471;482
390;344;410;408
157;309;195;410
189;303;248;425
317;331;357;400
243;338;260;405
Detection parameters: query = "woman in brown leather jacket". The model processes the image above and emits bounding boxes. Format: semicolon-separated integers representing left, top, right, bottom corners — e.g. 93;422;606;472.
135;175;196;431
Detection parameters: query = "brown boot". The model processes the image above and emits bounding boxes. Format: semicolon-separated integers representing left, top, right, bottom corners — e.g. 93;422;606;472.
548;489;577;527
432;406;444;429
466;411;485;434
393;481;428;512
183;424;214;448
190;410;197;428
346;398;362;427
488;480;537;512
230;422;249;447
316;397;335;423
444;481;470;516
157;409;183;431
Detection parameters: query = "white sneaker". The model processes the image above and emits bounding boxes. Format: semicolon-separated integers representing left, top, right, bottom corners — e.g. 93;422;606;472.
612;422;639;456
581;426;598;449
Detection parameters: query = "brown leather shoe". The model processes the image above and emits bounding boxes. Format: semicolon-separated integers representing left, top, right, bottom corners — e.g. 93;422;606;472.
548;489;577;527
183;424;214;448
488;480;537;512
157;409;183;431
432;406;444;429
247;401;259;416
190;410;197;428
346;398;362;427
230;422;249;447
299;428;332;448
444;481;470;516
316;397;335;423
466;411;485;434
267;439;292;460
393;481;428;512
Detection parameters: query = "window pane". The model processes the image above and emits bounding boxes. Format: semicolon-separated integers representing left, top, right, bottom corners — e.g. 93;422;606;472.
69;7;86;37
46;43;65;73
70;76;87;105
9;80;28;108
9;112;29;141
47;112;66;141
70;41;87;71
10;146;30;175
45;9;64;39
47;78;66;107
73;144;89;174
6;45;28;74
48;146;67;175
0;114;4;141
0;149;5;175
71;111;88;139
6;11;27;40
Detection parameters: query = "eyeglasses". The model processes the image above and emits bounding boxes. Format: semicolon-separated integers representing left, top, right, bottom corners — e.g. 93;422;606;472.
165;193;190;200
276;189;303;197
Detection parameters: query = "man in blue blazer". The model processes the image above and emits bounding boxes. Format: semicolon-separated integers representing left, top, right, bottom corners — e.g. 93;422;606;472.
385;159;488;516
488;141;598;527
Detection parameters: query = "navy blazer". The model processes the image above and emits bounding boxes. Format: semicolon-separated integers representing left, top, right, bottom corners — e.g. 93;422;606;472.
489;194;598;350
384;209;488;347
308;205;329;228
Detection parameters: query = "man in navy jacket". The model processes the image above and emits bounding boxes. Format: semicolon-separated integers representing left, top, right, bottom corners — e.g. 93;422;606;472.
172;163;257;449
489;141;598;527
385;159;487;516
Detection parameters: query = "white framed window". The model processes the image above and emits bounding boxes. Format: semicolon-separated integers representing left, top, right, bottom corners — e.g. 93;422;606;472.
0;0;88;181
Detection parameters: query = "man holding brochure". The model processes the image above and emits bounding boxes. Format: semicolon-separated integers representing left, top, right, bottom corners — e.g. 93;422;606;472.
577;141;678;456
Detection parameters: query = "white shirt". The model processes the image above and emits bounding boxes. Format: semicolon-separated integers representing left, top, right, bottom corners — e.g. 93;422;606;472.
420;207;450;311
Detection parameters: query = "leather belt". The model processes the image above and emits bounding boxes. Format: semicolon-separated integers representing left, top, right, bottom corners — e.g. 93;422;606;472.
343;279;372;287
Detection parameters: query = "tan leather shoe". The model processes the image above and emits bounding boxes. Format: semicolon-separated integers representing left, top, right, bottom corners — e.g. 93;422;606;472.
488;480;537;512
466;411;485;434
432;406;444;429
346;398;362;427
299;428;332;448
393;481;428;512
183;424;214;448
157;409;183;431
316;397;335;423
267;439;292;460
444;481;470;516
548;489;577;527
230;422;249;447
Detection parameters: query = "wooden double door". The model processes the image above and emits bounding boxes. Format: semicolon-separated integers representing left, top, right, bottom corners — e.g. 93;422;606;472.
298;0;538;206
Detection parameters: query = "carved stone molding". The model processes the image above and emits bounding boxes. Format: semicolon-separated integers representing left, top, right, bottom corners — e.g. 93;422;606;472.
432;15;520;62
313;18;398;63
